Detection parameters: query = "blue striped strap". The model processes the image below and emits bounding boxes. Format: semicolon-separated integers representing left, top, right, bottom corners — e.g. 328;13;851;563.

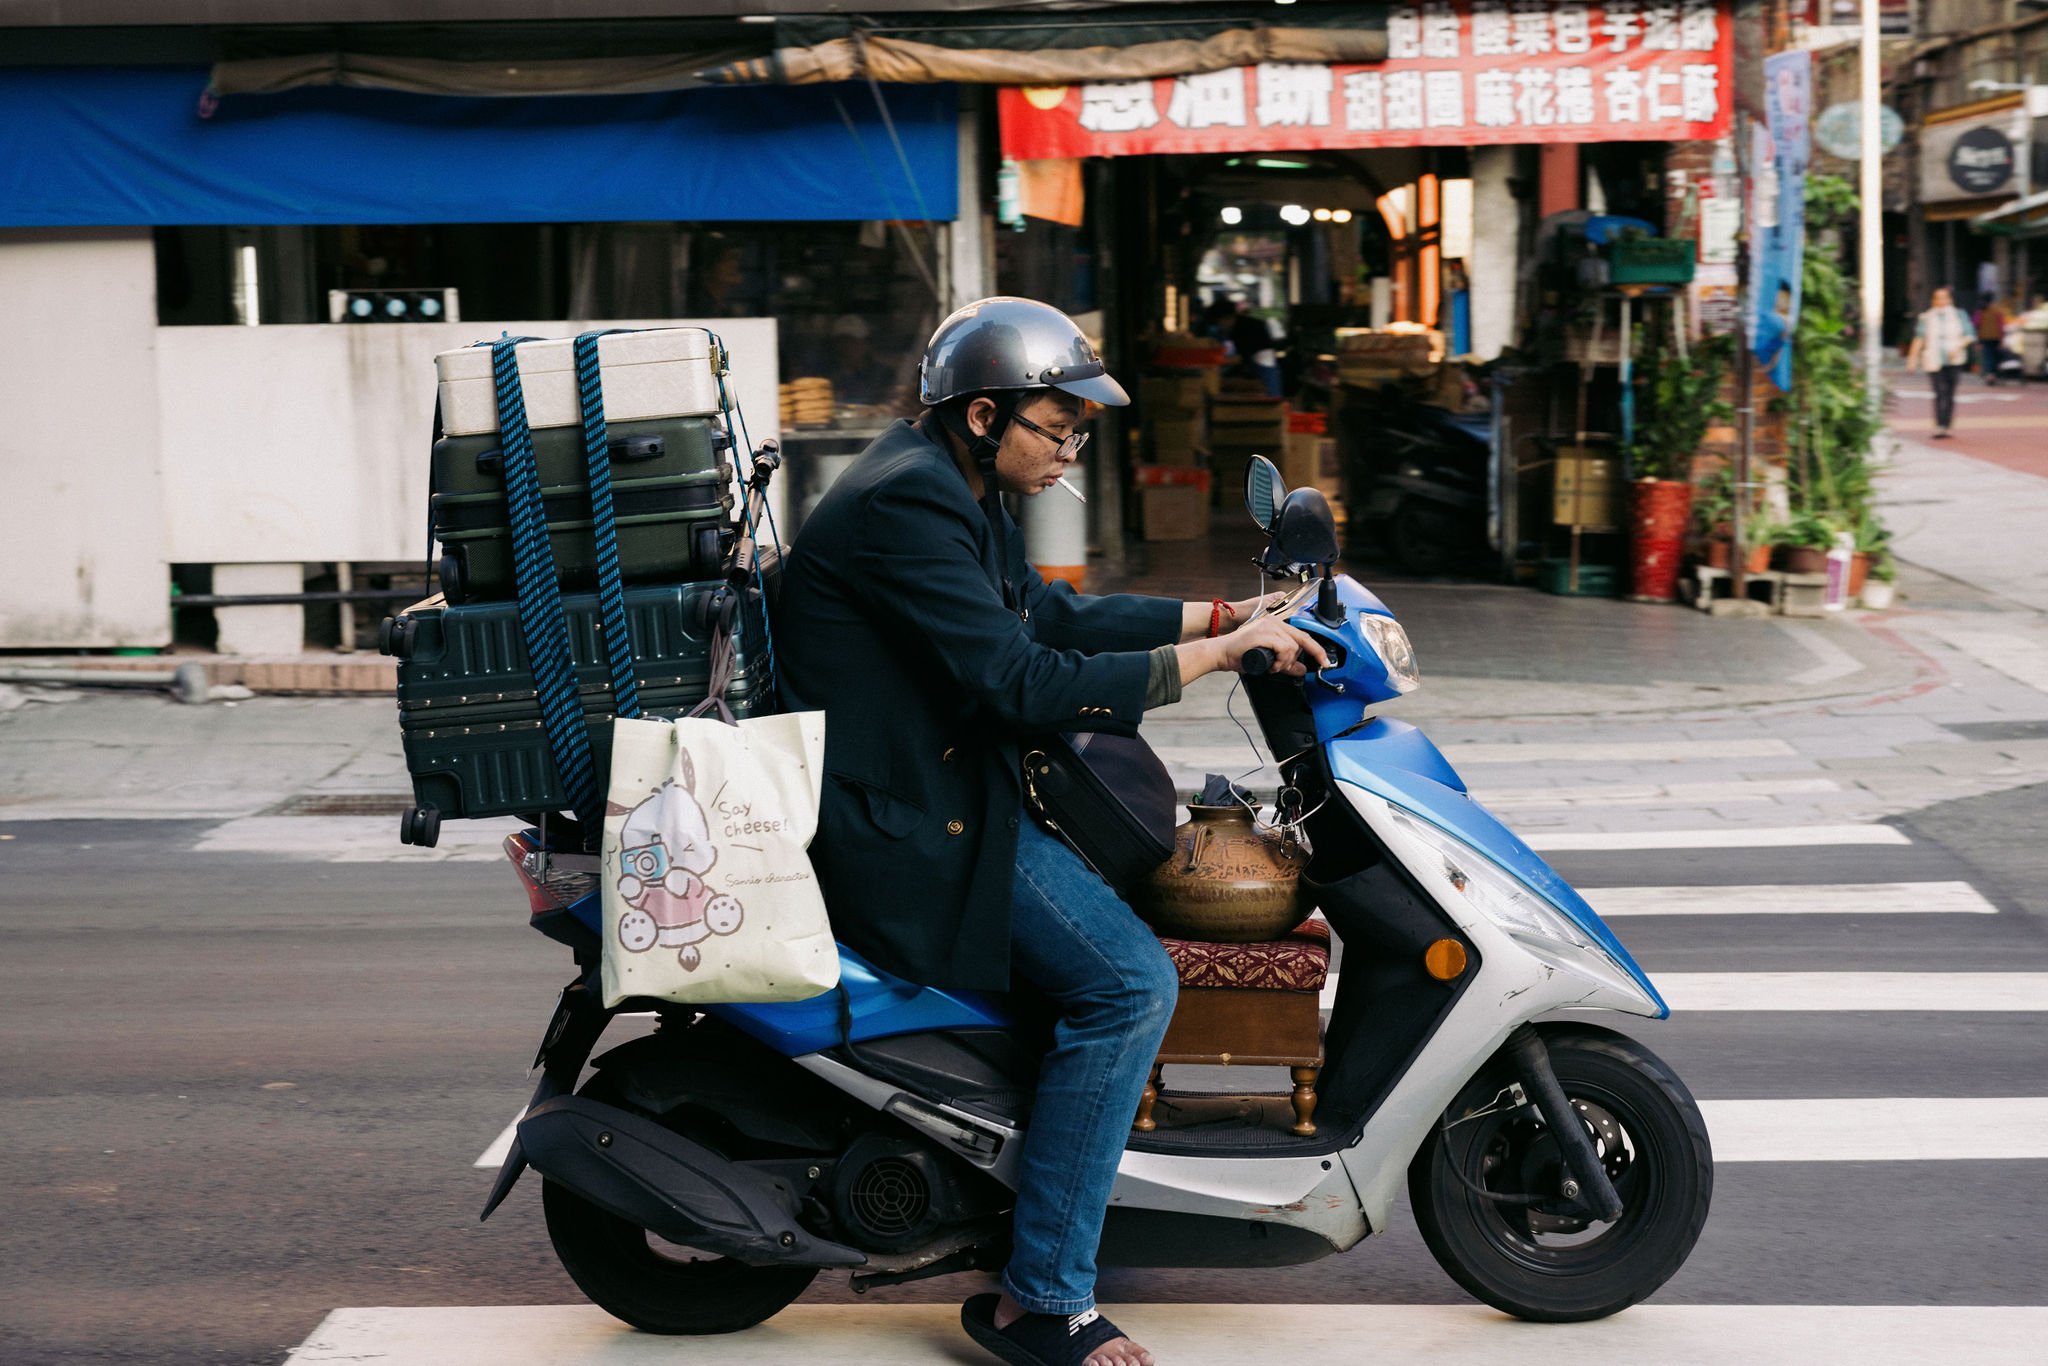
572;331;642;720
489;336;601;831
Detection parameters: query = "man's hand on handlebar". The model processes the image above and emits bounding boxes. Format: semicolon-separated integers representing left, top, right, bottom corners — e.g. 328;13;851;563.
1218;614;1330;678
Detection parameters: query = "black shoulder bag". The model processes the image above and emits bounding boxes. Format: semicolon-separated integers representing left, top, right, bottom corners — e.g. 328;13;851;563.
944;408;1177;892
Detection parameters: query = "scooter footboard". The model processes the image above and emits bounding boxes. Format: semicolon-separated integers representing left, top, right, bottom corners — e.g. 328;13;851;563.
519;1096;866;1268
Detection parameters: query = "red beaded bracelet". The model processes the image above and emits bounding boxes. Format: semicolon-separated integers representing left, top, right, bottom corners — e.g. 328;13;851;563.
1207;598;1235;638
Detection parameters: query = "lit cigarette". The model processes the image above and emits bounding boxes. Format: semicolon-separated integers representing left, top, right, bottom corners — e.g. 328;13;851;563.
1057;475;1087;503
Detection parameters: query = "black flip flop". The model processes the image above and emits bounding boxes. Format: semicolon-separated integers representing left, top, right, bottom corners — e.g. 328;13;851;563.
960;1294;1139;1366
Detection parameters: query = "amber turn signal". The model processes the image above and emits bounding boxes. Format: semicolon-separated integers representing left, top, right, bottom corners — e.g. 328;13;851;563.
1423;938;1468;981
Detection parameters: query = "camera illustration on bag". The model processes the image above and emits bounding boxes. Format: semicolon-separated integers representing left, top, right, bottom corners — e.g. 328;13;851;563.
609;747;744;971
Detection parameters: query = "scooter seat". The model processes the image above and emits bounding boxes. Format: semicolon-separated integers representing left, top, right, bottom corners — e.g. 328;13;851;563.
1153;917;1330;993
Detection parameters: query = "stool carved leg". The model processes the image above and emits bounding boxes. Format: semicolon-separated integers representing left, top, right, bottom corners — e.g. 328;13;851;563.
1133;1062;1164;1133
1289;1065;1319;1137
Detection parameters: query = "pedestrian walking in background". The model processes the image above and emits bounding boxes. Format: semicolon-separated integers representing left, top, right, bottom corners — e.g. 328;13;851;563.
1906;286;1973;438
1976;296;2012;384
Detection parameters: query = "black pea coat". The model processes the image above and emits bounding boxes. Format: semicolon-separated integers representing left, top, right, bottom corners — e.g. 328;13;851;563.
777;419;1181;991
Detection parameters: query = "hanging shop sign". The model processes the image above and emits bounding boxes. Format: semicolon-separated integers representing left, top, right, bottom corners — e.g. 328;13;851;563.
1919;103;2029;205
998;1;1732;160
1750;49;1809;394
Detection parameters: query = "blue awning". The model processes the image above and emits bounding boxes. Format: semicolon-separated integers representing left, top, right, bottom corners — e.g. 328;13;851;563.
0;66;957;226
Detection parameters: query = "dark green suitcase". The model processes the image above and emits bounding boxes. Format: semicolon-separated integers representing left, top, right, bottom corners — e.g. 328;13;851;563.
385;579;772;830
431;415;735;604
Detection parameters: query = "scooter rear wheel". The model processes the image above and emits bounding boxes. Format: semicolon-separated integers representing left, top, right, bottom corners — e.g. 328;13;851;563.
1408;1024;1712;1322
540;1074;818;1334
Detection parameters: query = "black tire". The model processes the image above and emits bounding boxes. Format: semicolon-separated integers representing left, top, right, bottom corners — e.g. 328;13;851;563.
1389;499;1463;576
1408;1025;1712;1322
539;1074;817;1335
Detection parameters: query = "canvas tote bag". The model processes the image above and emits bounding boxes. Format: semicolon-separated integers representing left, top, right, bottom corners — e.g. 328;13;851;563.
600;705;838;1007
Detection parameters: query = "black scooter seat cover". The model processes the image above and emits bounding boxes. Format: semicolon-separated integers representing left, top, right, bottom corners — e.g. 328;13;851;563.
517;1096;865;1268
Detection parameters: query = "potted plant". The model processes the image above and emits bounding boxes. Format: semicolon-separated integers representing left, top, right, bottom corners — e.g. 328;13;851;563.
1740;511;1778;574
1774;510;1838;574
1627;333;1736;600
1860;554;1897;609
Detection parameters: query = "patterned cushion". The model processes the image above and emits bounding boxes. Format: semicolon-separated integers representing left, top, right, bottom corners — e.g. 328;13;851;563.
1157;917;1330;992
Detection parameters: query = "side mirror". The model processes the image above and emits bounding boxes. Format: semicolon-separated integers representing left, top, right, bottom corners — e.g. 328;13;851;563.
1266;488;1341;571
1244;454;1286;531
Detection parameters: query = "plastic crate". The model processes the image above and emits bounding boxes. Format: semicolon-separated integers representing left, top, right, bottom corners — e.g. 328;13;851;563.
1537;558;1621;597
1607;238;1696;285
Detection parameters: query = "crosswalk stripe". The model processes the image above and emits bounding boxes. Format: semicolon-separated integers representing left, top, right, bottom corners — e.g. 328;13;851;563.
1439;739;1798;764
1703;1098;2048;1162
194;815;516;862
475;1110;523;1168
1522;825;1910;851
1589;881;1997;917
1479;777;1841;808
286;1303;2048;1364
1652;972;2048;1012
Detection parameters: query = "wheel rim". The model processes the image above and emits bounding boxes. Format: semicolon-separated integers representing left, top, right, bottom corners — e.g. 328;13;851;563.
1453;1081;1667;1273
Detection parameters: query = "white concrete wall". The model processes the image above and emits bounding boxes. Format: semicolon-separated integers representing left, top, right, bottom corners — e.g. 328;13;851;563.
0;229;170;648
157;318;781;564
1471;146;1521;362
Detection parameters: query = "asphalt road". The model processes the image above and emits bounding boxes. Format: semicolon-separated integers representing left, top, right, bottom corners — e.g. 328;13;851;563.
5;780;2047;1366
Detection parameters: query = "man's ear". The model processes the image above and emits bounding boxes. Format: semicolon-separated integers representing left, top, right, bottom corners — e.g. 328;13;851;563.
966;396;998;438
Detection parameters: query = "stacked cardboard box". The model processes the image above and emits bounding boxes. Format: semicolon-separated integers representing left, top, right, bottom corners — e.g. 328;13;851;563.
1284;410;1338;499
1207;394;1287;506
1136;465;1212;541
1140;374;1208;466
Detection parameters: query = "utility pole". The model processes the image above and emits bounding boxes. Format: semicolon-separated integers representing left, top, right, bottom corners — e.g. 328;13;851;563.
1859;0;1884;412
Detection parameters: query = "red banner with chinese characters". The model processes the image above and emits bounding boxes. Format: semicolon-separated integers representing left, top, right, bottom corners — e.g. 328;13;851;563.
999;1;1732;160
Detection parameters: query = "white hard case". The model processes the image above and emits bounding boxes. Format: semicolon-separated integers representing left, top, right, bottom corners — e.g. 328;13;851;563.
434;328;724;437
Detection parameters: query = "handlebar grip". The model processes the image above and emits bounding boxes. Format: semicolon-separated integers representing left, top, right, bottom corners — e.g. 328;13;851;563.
1241;646;1276;677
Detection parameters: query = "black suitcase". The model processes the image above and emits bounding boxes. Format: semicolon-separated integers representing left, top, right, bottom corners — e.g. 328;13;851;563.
431;416;735;604
383;579;773;834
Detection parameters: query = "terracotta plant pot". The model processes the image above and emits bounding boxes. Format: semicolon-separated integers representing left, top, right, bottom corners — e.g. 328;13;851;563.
1745;543;1773;574
1848;551;1870;597
1703;539;1733;570
1629;479;1695;601
1779;546;1828;575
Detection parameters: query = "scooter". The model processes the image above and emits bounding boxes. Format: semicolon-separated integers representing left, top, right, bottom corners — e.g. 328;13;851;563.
480;454;1713;1333
1335;382;1492;576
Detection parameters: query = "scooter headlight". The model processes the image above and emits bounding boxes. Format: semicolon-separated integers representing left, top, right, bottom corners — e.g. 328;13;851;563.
1383;807;1657;1011
1359;614;1421;693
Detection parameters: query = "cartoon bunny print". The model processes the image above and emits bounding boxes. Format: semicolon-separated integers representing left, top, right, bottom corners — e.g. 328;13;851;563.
611;746;743;971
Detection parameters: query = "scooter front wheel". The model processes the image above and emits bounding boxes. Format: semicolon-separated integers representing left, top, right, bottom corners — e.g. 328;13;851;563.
1408;1024;1713;1322
540;1073;818;1334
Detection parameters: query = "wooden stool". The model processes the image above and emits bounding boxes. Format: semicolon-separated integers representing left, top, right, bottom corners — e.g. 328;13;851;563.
1134;919;1329;1137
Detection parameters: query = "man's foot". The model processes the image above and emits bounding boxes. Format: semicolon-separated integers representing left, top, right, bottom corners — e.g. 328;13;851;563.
1934;427;1952;438
962;1292;1155;1366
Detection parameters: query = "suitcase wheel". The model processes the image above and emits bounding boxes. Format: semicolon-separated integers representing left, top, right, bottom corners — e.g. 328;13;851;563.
398;805;442;848
692;524;724;576
381;615;420;660
438;552;467;606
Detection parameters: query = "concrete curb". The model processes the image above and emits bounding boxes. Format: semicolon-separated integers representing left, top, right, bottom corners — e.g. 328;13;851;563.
0;654;397;697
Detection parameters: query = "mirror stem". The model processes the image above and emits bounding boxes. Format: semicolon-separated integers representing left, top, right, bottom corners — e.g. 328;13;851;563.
1315;567;1343;628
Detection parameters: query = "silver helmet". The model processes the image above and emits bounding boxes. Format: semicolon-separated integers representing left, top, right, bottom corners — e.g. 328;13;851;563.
918;296;1129;408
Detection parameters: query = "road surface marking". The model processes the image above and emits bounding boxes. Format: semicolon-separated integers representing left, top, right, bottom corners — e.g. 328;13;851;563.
1778;622;1867;687
285;1304;2048;1365
1479;778;1840;808
1702;1097;2048;1162
1652;972;2048;1012
1588;881;1997;918
1522;825;1910;851
1322;971;2048;1013
1437;739;1797;764
476;1110;524;1168
194;814;517;862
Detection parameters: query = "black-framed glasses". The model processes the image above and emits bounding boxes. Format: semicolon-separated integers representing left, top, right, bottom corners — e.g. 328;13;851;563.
1010;411;1091;462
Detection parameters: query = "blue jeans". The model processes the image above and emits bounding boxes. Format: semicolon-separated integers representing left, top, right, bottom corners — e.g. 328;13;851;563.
1001;819;1179;1315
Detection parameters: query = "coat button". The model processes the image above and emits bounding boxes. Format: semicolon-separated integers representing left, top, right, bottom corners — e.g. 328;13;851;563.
946;819;965;836
1007;816;1019;830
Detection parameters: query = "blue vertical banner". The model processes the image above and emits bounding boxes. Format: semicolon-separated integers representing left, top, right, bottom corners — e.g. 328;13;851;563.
1750;49;1811;391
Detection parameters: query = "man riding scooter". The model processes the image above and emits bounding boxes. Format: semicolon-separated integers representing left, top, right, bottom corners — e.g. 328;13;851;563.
777;298;1325;1366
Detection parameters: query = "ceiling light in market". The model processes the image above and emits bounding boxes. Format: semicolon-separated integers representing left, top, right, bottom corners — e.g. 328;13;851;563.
1280;204;1311;225
1220;206;1244;225
1313;208;1333;221
1331;208;1353;223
